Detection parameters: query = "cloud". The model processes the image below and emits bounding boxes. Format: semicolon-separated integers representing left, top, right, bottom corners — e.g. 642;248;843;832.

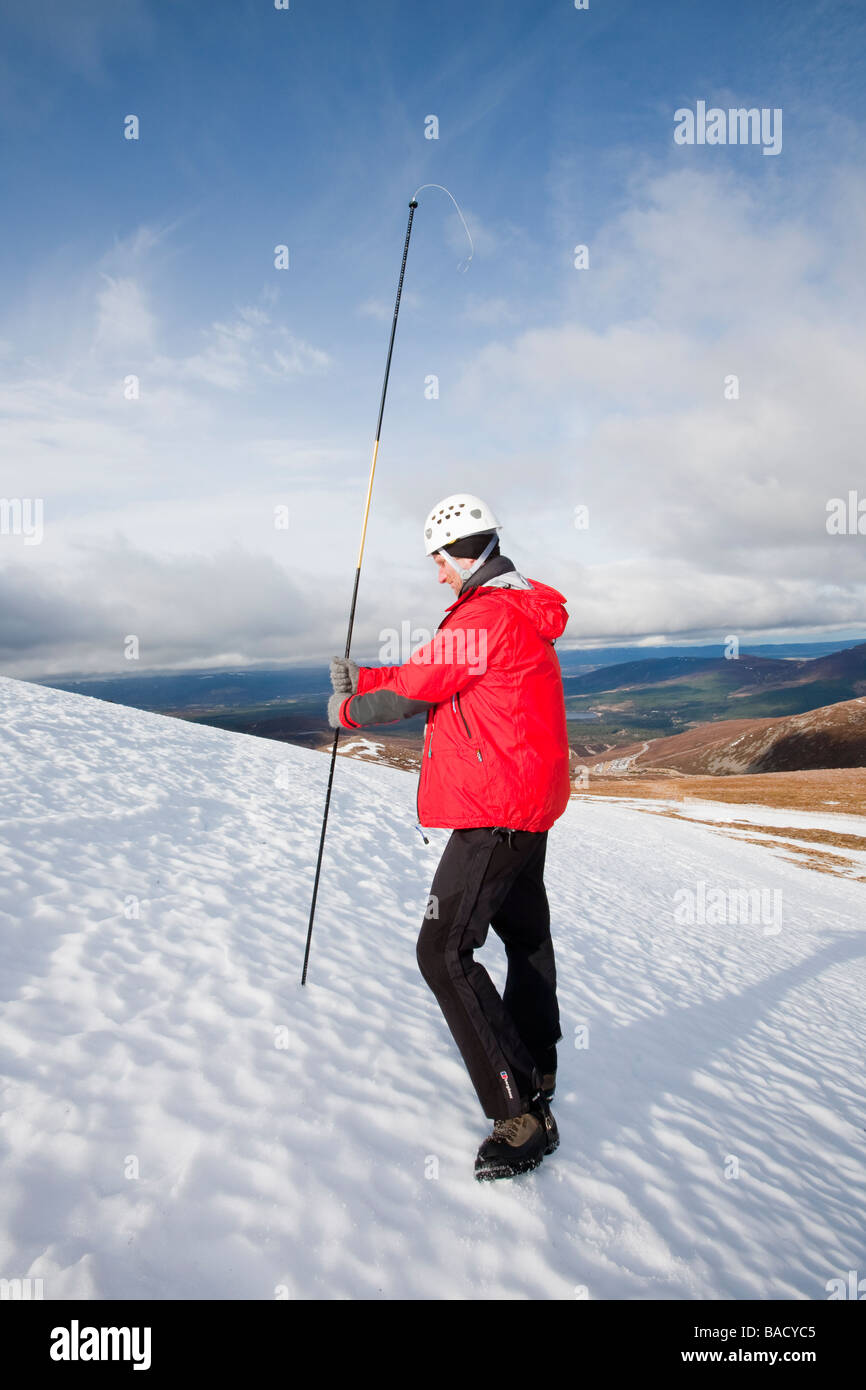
460;296;521;326
151;312;332;392
95;276;157;350
444;165;866;639
0;542;326;677
269;333;332;377
357;292;421;321
0;0;155;89
357;298;391;321
2;158;866;677
548;558;866;643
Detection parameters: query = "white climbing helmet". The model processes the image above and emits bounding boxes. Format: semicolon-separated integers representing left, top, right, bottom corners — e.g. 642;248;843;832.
423;493;500;555
423;493;501;584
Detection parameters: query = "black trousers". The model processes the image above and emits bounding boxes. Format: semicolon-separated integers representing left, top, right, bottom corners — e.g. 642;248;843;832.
416;826;562;1120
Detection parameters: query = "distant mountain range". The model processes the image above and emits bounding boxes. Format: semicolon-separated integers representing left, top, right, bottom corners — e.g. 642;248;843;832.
26;640;866;779
33;638;866;715
564;642;866;723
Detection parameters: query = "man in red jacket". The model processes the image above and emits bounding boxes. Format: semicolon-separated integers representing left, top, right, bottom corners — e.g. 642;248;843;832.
328;494;571;1180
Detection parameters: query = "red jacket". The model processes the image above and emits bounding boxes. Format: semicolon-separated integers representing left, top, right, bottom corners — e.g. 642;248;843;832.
338;579;572;831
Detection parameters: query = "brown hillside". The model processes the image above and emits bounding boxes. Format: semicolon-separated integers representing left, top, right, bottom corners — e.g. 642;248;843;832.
583;696;866;776
574;766;866;816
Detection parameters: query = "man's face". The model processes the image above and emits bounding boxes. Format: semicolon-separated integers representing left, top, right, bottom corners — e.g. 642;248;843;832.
433;552;471;595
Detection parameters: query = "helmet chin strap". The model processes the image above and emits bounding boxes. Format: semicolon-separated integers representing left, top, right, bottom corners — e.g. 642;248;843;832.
438;530;499;587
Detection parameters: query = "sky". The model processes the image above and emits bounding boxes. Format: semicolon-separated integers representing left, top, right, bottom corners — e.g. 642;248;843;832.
1;0;865;677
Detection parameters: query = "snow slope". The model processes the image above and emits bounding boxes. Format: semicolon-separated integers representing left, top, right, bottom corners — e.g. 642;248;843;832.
0;676;864;1301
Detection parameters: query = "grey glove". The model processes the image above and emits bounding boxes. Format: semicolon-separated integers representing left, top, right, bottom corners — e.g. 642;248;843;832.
330;656;360;695
328;691;350;729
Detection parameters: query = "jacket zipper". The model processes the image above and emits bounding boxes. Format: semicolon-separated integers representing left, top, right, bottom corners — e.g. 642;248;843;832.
416;597;483;836
415;707;433;841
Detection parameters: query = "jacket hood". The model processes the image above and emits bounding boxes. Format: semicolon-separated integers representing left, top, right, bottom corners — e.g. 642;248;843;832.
492;580;569;640
445;554;569;640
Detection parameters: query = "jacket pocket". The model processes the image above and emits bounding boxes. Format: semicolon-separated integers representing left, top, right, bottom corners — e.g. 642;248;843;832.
452;692;483;763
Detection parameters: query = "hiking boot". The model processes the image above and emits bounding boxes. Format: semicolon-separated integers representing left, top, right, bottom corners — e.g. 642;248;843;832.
530;1091;559;1155
475;1106;548;1181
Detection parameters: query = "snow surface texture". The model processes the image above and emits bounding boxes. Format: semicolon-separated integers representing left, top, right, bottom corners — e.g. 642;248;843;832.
0;675;864;1300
